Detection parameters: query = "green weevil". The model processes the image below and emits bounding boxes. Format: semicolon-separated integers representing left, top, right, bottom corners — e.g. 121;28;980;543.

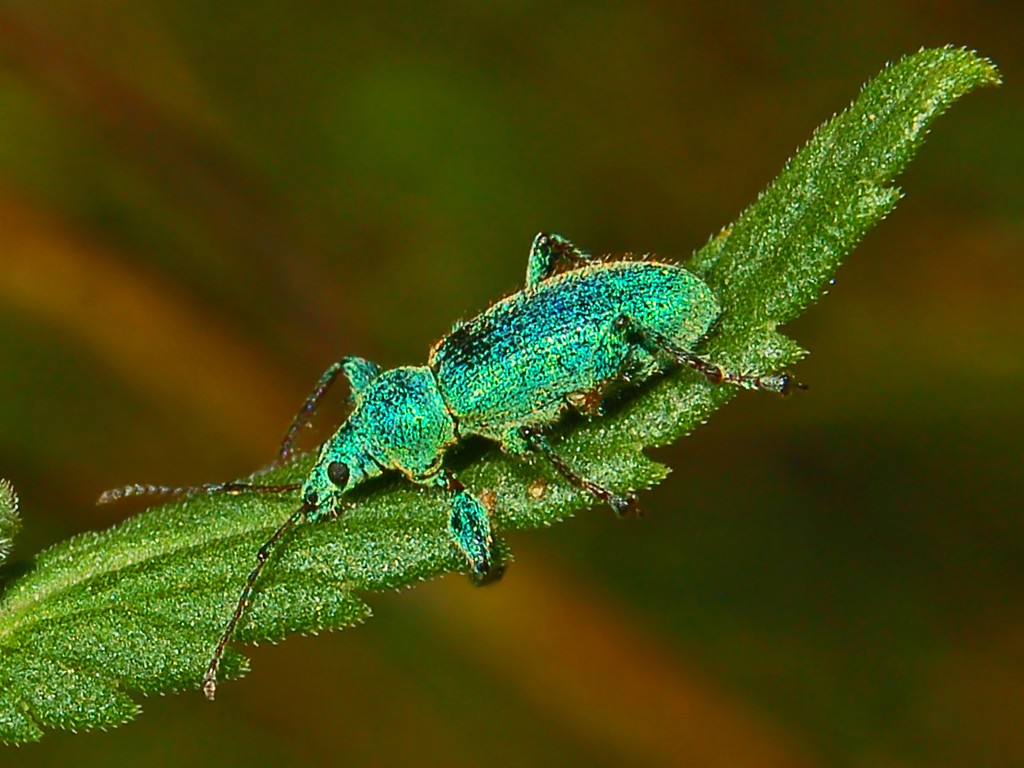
101;233;796;698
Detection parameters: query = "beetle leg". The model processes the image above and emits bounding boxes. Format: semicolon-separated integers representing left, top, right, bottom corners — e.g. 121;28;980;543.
100;357;384;504
525;233;596;286
564;345;643;417
276;356;382;465
518;427;638;517
565;388;605;417
614;315;803;394
438;470;503;586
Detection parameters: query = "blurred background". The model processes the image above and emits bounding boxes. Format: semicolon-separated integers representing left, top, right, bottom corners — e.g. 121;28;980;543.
0;2;1021;766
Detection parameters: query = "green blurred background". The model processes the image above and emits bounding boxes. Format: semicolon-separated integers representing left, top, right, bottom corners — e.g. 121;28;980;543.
0;2;1021;766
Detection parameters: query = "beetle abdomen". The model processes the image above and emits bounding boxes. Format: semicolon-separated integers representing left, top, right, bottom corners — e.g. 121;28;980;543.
430;261;719;439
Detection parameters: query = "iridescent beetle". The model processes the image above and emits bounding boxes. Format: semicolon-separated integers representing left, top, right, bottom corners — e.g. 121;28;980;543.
101;233;797;698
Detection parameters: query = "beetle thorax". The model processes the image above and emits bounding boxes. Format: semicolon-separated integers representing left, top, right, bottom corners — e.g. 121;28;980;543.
302;366;456;520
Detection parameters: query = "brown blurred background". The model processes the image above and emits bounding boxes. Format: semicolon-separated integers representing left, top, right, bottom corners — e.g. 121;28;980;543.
0;2;1021;766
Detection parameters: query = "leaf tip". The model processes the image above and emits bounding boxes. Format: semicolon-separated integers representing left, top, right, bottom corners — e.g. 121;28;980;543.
938;44;1002;86
908;45;1002;89
0;478;20;565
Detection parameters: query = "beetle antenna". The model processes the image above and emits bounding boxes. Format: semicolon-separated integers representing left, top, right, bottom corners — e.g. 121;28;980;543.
203;503;309;700
98;481;301;505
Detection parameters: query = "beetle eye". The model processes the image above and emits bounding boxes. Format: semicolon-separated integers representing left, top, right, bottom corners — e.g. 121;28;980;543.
326;461;350;489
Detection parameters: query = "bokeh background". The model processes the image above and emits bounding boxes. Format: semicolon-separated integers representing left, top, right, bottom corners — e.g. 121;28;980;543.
0;3;1021;766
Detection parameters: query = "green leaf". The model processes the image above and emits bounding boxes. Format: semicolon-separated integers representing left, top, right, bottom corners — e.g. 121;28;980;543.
0;46;999;742
0;479;18;566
